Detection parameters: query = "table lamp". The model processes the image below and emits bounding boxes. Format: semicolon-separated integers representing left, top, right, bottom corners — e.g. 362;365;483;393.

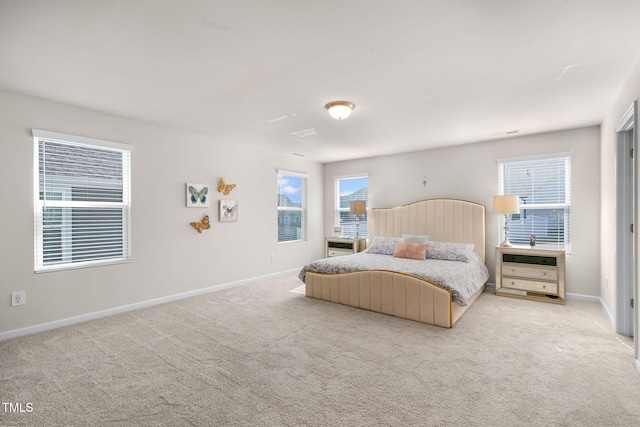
493;195;519;247
349;200;366;238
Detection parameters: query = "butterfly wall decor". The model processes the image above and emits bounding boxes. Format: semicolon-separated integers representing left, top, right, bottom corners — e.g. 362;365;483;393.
186;183;210;207
190;214;211;233
218;177;236;195
219;199;238;222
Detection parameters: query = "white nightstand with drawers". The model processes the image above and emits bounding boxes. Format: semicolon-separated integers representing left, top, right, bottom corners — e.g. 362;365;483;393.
325;237;365;258
495;246;566;304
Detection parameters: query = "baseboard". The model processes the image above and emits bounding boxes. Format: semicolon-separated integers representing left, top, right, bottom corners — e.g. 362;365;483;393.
0;268;301;341
636;358;640;376
564;293;617;330
596;297;616;328
565;292;601;303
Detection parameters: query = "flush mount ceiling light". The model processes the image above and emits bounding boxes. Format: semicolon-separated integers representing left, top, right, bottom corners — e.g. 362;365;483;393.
325;101;355;120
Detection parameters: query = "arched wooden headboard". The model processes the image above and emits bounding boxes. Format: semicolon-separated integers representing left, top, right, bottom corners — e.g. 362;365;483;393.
369;199;486;261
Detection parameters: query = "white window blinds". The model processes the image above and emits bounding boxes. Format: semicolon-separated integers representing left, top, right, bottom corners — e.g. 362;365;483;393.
277;170;307;243
33;130;132;272
498;153;571;252
335;174;369;238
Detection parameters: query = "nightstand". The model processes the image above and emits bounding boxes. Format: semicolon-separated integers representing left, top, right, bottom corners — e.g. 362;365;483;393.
495;246;566;304
325;237;365;258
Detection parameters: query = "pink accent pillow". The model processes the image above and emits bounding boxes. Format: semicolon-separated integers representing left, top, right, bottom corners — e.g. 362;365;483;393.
393;242;428;260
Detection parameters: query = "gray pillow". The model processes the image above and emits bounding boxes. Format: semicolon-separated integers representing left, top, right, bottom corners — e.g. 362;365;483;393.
402;234;429;244
426;241;475;262
366;236;402;255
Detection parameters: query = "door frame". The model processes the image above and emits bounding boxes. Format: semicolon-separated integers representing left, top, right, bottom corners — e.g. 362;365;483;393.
615;101;637;354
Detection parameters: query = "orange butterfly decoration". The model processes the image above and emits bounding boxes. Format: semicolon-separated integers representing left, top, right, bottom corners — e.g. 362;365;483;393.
218;177;236;195
190;215;211;233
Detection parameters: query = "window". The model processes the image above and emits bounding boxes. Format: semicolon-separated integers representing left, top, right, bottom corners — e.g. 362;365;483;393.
277;170;307;242
33;129;132;272
498;153;571;252
335;174;369;238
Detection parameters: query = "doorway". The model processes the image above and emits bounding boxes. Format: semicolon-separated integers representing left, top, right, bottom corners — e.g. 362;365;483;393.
615;101;637;360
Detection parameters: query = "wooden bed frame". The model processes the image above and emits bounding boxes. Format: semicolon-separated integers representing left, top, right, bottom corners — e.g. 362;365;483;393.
305;199;487;328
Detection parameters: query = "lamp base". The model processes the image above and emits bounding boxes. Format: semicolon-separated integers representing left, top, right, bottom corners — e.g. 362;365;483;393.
500;240;512;247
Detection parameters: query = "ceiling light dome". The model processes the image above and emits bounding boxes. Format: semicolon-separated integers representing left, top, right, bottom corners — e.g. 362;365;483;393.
325;101;355;120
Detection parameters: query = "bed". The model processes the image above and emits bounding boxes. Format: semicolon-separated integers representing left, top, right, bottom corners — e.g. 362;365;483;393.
299;199;489;328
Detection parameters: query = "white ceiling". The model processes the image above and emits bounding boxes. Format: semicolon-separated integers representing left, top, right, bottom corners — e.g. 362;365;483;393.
2;1;640;163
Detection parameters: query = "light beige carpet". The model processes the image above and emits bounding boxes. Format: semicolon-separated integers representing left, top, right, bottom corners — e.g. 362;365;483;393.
290;284;306;294
1;274;639;426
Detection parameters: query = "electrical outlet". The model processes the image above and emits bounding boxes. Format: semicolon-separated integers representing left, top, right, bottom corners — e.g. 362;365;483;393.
271;253;277;262
11;291;25;307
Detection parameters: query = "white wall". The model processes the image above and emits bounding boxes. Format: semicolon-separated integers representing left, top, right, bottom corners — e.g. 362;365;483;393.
0;90;324;335
324;126;601;295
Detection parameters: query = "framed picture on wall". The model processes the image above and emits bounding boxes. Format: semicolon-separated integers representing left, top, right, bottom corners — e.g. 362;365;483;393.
219;199;238;222
186;183;210;208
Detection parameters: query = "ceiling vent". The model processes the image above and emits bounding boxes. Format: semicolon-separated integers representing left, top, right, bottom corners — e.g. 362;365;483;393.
290;128;317;138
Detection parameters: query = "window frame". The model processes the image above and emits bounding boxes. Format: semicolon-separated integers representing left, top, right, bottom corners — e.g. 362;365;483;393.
33;129;132;273
334;173;369;238
497;152;571;252
277;169;307;243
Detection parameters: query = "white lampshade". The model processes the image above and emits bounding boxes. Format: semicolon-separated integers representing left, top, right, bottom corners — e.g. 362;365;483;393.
325;101;355;120
493;195;519;214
